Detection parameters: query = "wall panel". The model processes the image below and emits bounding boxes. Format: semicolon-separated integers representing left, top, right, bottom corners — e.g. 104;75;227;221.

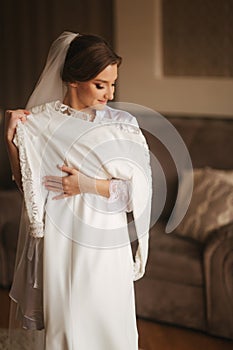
115;0;233;116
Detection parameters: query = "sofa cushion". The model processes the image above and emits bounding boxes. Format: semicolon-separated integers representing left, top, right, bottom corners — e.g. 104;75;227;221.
146;221;203;286
173;168;233;242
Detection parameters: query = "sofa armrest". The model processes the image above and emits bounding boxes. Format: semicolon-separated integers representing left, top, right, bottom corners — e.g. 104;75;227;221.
204;222;233;339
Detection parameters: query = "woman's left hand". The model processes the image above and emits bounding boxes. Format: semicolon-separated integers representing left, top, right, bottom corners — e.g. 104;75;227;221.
43;165;81;200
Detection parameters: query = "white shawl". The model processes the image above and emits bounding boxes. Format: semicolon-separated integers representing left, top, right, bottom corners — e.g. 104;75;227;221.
14;102;152;281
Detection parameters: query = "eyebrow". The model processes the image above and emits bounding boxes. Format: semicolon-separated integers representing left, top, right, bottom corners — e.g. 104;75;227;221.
94;78;117;83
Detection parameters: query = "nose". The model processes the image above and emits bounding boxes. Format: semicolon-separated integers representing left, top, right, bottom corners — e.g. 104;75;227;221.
104;86;114;101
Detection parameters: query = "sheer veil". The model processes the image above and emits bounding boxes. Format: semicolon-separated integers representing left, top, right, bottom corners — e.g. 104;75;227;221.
26;31;78;109
8;31;78;350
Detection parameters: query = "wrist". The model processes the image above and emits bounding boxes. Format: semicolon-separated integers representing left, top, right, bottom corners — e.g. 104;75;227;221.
77;171;110;198
95;179;110;198
5;132;15;143
4;125;16;142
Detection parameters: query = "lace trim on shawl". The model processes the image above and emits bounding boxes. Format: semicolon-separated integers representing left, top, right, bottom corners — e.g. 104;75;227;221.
112;123;140;134
53;100;96;121
100;112;140;135
16;121;44;238
30;103;46;114
51;100;140;134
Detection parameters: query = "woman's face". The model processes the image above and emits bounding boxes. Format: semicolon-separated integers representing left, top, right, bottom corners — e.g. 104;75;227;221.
71;64;118;110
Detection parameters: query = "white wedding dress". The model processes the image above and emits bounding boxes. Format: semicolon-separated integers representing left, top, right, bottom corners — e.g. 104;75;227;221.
9;101;152;350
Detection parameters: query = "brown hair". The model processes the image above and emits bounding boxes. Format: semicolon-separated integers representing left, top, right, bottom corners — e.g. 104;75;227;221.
62;34;122;83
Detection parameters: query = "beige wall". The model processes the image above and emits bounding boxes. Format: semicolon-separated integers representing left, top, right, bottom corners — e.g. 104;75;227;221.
114;0;233;117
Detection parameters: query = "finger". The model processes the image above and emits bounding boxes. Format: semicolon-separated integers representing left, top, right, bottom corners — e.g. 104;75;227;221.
23;109;30;115
58;164;77;175
52;193;69;200
43;180;63;191
43;176;63;183
21;116;27;123
44;184;63;192
6;109;29;116
18;109;30;118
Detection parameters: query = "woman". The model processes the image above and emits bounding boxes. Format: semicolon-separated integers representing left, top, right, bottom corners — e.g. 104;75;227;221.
5;32;152;350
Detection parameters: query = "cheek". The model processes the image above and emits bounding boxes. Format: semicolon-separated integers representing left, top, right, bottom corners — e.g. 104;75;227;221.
85;86;96;96
90;87;102;99
78;84;102;102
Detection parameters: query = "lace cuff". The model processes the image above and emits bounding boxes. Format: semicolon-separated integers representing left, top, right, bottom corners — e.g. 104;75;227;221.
108;179;132;213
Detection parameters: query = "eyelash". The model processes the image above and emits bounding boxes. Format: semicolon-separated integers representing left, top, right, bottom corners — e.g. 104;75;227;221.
95;83;116;90
95;84;104;90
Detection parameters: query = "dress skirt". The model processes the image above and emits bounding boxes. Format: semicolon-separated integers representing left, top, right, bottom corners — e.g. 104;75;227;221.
43;207;138;350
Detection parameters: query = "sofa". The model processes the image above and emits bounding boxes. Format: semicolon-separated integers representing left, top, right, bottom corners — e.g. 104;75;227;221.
134;115;233;340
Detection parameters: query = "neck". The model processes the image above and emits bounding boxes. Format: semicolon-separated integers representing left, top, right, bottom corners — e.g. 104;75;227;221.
63;92;82;111
63;88;96;119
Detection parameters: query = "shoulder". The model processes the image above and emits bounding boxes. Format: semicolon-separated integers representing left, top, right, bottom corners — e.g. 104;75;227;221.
27;102;53;125
23;102;52;135
103;106;139;127
29;101;53;116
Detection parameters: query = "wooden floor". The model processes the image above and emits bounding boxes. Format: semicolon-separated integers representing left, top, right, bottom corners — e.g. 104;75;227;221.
137;318;233;350
1;288;232;350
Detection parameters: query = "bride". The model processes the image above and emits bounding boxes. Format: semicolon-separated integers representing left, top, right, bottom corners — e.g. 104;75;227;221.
5;32;152;350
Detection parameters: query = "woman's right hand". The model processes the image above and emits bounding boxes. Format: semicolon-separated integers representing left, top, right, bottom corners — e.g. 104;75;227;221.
4;109;30;142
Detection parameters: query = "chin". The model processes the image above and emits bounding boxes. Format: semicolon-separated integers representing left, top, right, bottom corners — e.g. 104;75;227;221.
94;103;107;110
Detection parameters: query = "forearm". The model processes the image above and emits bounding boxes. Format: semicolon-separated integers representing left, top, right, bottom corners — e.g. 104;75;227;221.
44;165;130;206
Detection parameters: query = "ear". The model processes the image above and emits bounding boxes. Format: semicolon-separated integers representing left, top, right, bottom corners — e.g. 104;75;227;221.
68;82;78;88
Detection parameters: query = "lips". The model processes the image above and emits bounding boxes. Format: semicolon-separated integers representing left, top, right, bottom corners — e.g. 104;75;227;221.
98;100;107;104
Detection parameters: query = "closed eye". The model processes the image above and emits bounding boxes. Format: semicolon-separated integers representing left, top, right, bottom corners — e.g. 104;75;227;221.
95;82;117;90
95;83;104;90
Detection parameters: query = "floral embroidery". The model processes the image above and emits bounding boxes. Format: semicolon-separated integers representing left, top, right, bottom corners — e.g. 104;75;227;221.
30;104;46;114
113;123;140;134
16;121;44;238
53;100;96;121
109;179;132;212
100;113;140;134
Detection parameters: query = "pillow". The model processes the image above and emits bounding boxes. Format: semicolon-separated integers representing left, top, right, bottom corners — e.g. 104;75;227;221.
174;167;233;242
207;168;233;186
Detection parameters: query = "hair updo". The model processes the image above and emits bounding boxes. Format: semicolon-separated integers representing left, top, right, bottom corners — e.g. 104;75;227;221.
62;34;122;83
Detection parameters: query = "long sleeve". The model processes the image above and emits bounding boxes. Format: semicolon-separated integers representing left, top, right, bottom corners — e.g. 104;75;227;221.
14;120;48;238
104;125;152;281
131;138;152;281
10;119;47;330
